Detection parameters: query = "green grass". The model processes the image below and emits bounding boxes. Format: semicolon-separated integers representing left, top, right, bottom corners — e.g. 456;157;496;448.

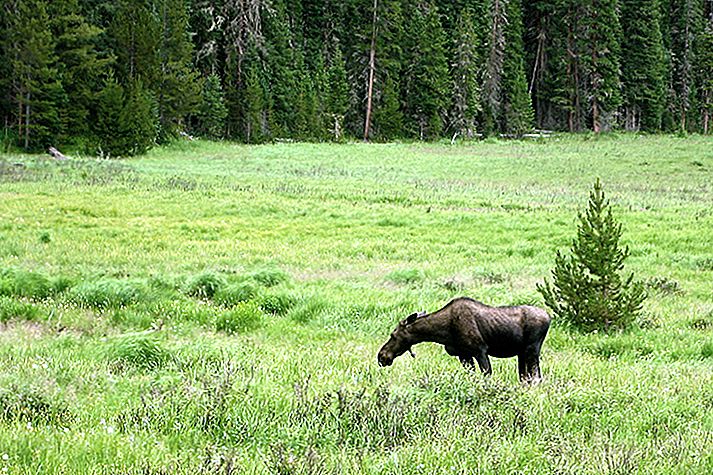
0;135;712;473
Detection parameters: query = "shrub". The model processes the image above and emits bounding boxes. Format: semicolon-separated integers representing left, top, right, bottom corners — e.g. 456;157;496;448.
216;302;264;334
250;268;290;288
104;332;169;370
258;291;297;316
0;296;43;323
215;281;259;307
70;278;147;308
184;272;227;299
537;179;646;332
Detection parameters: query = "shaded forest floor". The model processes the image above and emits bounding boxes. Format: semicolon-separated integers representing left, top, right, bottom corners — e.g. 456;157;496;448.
0;135;712;473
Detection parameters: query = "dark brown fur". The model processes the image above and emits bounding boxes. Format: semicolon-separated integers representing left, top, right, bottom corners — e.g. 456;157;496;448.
377;297;551;382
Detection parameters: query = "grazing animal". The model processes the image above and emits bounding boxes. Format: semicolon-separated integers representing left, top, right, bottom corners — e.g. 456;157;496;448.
377;297;551;382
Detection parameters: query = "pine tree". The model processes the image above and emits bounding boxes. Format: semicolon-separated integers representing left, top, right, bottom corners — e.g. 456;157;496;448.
324;39;349;140
538;179;647;332
155;0;201;141
696;5;713;133
580;0;623;132
241;45;267;143
668;0;704;131
621;0;667;131
95;74;157;156
449;8;482;140
49;0;111;148
263;0;300;138
500;0;534;134
119;79;158;155
4;0;64;150
95;72;125;155
400;0;450;140
482;0;507;135
111;1;160;86
195;73;228;139
370;0;405;139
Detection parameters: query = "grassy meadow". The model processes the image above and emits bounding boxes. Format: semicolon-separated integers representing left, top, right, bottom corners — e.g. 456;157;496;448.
0;135;712;473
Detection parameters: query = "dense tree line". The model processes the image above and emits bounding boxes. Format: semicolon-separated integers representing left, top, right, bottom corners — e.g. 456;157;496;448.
1;0;711;154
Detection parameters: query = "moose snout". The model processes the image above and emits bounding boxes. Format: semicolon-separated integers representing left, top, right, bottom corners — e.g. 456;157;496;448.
377;351;393;367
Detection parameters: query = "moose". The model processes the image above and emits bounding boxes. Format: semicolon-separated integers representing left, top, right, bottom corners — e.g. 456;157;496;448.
377;297;551;382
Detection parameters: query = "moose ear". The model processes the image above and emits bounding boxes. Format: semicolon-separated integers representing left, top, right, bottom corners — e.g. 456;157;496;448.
401;312;419;326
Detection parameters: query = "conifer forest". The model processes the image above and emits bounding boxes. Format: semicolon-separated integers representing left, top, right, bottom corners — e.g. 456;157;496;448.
1;0;712;155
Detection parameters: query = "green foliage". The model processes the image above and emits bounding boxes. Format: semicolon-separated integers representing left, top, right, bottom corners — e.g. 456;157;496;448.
258;291;297;316
214;281;260;307
499;0;533;135
184;271;227;299
3;0;64;150
70;278;147;308
0;297;43;323
250;268;290;288
0;384;72;425
385;269;425;286
95;75;157;156
154;0;201;141
104;332;169;370
620;0;666;131
538;179;647;331
215;301;264;334
195;74;227;139
400;1;450;139
449;8;482;139
0;268;52;300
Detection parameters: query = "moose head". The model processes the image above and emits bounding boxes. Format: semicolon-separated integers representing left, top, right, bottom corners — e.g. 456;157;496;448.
377;311;425;367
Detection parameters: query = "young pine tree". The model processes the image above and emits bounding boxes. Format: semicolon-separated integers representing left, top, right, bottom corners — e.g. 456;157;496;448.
538;179;647;332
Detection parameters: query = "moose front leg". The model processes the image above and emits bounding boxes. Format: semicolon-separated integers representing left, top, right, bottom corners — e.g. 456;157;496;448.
474;350;492;376
459;356;476;370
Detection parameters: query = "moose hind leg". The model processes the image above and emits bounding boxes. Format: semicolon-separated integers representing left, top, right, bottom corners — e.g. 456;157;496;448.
521;345;543;384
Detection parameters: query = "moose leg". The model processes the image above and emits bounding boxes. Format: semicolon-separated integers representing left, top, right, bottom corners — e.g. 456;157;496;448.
474;351;492;376
520;345;543;384
459;356;476;370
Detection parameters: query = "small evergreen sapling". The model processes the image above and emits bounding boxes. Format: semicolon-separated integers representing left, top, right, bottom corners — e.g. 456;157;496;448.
537;179;646;331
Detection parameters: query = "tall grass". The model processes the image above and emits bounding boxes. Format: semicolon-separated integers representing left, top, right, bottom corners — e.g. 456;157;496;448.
0;136;712;473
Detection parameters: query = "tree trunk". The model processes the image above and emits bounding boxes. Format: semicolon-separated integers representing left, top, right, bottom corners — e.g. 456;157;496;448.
24;92;30;149
364;0;378;141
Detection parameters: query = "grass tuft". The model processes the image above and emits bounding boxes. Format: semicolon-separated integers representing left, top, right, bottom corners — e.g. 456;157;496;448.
184;271;227;299
0;384;72;425
104;332;170;370
70;278;147;308
215;301;264;334
0;268;52;300
258;291;297;316
385;268;424;285
249;267;290;288
0;296;43;323
214;281;260;307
